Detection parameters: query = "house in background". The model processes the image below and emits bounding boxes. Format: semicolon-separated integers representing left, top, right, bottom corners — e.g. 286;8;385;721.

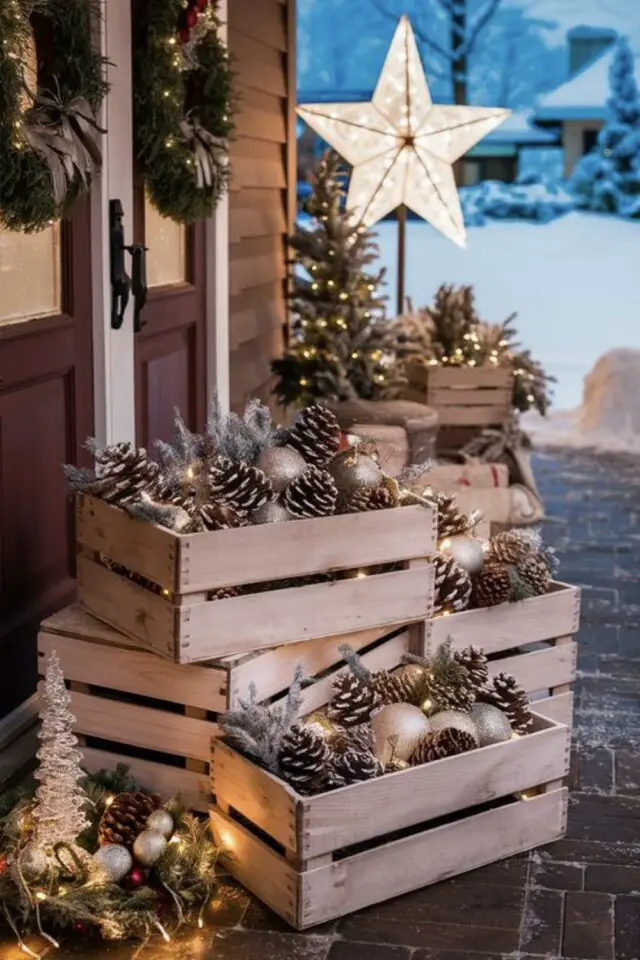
534;25;640;176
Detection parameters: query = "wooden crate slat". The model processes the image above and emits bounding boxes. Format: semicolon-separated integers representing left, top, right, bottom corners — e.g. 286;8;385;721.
532;691;574;727
429;387;512;407
65;688;217;763
179;567;434;662
38;630;229;714
82;747;210;813
435;405;512;427
212;741;298;852
427;583;581;654
489;642;577;694
427;367;514;390
299;788;566;927
178;505;435;593
0;693;38;749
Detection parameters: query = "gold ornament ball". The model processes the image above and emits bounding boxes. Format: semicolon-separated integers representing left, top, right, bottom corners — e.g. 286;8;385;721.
305;711;338;742
439;535;485;575
256;446;307;492
146;809;174;839
133;829;168;866
251;500;292;524
470;703;512;747
93;843;133;882
428;710;479;742
329;453;383;495
20;844;48;879
371;703;431;765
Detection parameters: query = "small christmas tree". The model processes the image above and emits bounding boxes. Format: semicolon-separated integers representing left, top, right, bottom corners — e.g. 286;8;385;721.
32;651;89;848
272;151;404;406
571;37;640;218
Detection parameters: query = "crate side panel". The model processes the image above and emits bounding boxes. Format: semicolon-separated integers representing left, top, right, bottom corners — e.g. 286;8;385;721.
76;495;178;588
301;788;566;927
180;566;434;662
532;692;574;727
301;716;569;858
435;405;512;427
489;642;577;693
179;505;436;592
428;367;514;390
429;387;512;407
38;632;228;713
82;747;210;812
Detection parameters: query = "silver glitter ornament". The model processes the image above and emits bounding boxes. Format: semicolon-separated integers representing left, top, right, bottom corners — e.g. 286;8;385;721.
256;446;307;492
328;453;383;495
250;500;293;524
439;535;485;576
133;829;167;866
371;703;431;765
146;809;174;839
93;843;133;882
428;710;479;742
470;703;512;747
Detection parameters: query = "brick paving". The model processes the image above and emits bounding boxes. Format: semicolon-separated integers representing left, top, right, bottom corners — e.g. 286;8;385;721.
2;447;640;960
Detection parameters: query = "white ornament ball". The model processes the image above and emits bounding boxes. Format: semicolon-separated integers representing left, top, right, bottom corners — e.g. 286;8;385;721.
256;446;307;492
20;844;48;879
93;844;133;883
471;703;512;747
328;453;383;495
428;710;479;742
133;829;167;866
250;500;292;525
146;809;174;839
371;703;431;765
440;535;485;576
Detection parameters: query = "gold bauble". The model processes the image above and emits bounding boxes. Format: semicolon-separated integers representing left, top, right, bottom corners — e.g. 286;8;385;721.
470;703;512;747
371;703;431;765
439;535;485;576
146;809;174;839
256;446;307;492
133;829;167;866
428;710;478;742
328;453;383;495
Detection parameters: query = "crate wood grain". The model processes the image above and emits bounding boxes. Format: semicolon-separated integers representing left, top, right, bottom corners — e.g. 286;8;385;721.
0;694;39;789
405;365;513;428
37;607;422;808
76;494;436;662
210;712;569;928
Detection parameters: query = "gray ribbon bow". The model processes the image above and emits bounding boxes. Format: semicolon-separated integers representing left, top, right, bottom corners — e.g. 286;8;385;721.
179;117;227;191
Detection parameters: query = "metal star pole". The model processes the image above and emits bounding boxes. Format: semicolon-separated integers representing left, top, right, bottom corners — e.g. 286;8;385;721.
298;15;511;315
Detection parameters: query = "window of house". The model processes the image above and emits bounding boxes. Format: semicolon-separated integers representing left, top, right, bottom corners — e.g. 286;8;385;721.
582;129;598;155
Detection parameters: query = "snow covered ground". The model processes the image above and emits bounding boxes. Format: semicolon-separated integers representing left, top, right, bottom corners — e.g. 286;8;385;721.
375;211;640;412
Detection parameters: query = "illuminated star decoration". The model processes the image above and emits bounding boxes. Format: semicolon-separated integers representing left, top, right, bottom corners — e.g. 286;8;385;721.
297;15;510;247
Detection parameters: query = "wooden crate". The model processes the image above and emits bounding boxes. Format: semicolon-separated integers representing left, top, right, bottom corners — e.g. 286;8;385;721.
210;711;569;929
405;365;513;428
426;581;581;727
37;606;425;811
0;695;39;789
76;494;435;663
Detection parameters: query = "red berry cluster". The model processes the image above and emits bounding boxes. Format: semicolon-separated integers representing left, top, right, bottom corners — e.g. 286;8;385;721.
178;0;208;44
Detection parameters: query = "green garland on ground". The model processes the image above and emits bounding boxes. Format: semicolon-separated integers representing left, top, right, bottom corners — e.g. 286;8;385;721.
0;0;108;232
133;0;234;224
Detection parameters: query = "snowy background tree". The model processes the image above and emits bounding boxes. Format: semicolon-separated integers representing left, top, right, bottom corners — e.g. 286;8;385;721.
570;37;640;217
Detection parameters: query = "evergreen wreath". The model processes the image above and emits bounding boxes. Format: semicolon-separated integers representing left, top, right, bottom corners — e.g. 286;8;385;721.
0;0;108;233
133;0;234;224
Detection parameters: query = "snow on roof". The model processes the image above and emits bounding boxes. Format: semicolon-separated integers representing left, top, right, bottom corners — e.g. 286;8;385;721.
536;35;640;122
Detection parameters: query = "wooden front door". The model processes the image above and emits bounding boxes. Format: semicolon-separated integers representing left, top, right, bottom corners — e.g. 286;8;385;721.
0;202;94;714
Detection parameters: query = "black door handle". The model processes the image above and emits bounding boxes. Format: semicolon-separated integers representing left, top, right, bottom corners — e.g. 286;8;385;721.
127;242;148;333
110;199;131;330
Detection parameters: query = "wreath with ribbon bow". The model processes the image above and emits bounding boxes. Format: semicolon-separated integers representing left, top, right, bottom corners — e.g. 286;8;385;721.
0;0;107;233
133;0;234;224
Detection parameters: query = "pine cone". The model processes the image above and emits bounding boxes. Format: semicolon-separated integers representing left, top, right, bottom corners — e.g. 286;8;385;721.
489;529;540;565
410;728;478;765
480;673;533;735
287;404;341;467
371;665;424;706
325;749;382;788
423;488;472;539
343;484;397;513
278;723;329;794
282;466;338;519
209;457;273;515
423;672;475;713
91;443;161;506
516;553;551;596
328;673;377;727
470;561;512;608
331;722;375;755
433;554;472;614
453;645;489;690
166;492;241;533
98;792;161;849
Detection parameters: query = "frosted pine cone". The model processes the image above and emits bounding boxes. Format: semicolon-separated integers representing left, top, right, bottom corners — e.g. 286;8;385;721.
278;723;329;794
410;728;477;765
325;749;382;788
516;553;551;596
480;672;533;735
328;673;377;727
433;554;472;614
371;665;424;706
88;443;161;506
282;467;338;519
286;404;341;467
209;457;273;514
470;562;512;608
423;487;472;539
489;529;541;565
343;484;397;513
453;646;489;691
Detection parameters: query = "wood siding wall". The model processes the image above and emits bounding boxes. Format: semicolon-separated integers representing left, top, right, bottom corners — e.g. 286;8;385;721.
228;0;294;412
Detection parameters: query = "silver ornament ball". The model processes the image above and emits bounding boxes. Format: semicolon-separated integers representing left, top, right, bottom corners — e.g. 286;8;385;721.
428;710;479;742
250;500;292;524
371;703;431;765
93;844;133;883
20;844;49;879
256;446;307;492
133;829;167;866
328;453;383;495
146;809;174;839
471;703;512;747
439;535;485;576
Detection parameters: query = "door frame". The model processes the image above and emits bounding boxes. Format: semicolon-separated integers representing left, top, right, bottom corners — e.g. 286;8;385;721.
90;0;230;448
